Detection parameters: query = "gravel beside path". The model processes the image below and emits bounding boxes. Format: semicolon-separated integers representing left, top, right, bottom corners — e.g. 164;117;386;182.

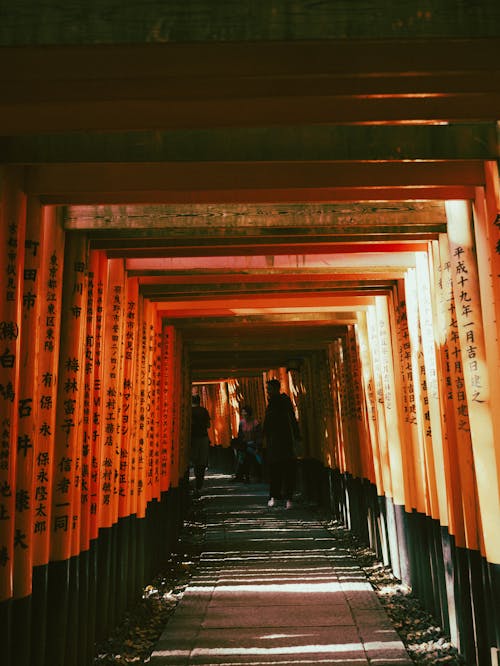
94;486;465;665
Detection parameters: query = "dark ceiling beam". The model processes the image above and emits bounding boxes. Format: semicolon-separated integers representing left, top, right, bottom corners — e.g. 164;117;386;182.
102;241;433;258
47;186;475;205
2;40;500;133
2;124;497;163
24;162;484;206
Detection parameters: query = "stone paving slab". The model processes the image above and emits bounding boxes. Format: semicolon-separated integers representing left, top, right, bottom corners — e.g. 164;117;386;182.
150;473;413;665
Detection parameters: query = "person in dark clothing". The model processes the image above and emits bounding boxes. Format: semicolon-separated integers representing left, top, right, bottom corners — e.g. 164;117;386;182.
190;393;211;492
234;405;263;483
263;378;301;509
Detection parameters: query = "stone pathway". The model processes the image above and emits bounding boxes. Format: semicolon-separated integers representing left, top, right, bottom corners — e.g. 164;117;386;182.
150;472;413;665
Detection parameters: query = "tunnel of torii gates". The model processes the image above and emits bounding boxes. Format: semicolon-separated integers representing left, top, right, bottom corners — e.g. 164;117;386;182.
0;166;499;666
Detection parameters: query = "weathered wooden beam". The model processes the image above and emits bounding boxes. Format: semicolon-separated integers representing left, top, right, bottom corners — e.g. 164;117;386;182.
155;292;376;312
67;201;446;230
45;186;475;205
2;40;500;132
2;124;497;164
1;2;499;45
24;162;484;203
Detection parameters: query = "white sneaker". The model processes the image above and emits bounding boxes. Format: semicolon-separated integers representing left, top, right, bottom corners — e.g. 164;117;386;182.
286;500;293;510
267;497;275;507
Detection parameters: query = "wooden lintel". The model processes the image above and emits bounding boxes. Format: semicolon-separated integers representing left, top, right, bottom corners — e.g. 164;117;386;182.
25;162;485;197
2;124;497;164
41;186;476;205
2;40;500;132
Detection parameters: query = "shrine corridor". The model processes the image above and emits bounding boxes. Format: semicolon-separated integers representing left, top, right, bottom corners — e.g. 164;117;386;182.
2;3;500;666
150;470;413;666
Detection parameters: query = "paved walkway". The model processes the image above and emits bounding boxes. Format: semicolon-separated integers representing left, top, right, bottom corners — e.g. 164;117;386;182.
151;472;413;665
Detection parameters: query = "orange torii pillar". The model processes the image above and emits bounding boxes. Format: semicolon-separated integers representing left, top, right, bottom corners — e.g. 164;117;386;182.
93;257;126;639
12;198;44;666
473;162;500;656
433;235;478;658
30;207;65;666
46;232;88;666
356;312;387;562
446;200;500;664
0;167;26;666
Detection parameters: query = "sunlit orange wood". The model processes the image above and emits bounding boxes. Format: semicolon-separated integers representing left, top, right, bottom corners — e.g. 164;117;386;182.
119;276;139;519
14;197;43;599
431;238;466;548
81;249;103;547
356;313;383;495
366;305;393;501
472;176;500;508
37;186;477;206
392;279;420;514
97;258;125;530
0;167;26;600
160;323;172;492
50;232;88;561
88;251;107;537
32;207;65;567
133;293;147;519
445;201;500;564
415;254;446;522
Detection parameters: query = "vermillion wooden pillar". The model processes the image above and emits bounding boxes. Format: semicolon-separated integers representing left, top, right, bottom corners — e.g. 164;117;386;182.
432;236;474;651
403;268;437;605
445;202;500;565
12;197;44;666
472;162;500;657
135;294;148;520
415;254;451;628
79;247;102;664
95;257;125;637
161;324;175;495
356;313;384;502
446;200;500;664
393;278;421;517
365;304;397;570
31;207;64;666
47;231;88;666
472;167;500;502
123;277;142;604
0;167;26;666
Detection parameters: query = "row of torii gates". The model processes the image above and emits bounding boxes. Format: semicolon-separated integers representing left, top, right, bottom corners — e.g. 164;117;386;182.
1;165;500;665
1;5;500;664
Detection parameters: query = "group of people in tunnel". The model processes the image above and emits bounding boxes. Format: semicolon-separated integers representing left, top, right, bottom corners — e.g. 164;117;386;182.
190;378;301;508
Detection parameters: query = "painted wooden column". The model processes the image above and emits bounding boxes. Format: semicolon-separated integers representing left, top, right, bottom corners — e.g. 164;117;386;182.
373;296;406;580
413;254;451;627
161;323;175;494
394;277;421;516
328;339;347;475
415;255;446;523
431;236;474;651
127;286;141;521
95;257;126;635
12;197;43;666
473;164;500;659
120;276;139;519
472;168;500;504
47;231;88;666
358;310;392;566
30;206;64;666
446;200;500;664
78;247;102;663
445;201;500;567
0;167;26;666
356;313;384;500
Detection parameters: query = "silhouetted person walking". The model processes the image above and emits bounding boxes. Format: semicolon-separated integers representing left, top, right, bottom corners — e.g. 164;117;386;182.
263;379;301;509
190;393;211;493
